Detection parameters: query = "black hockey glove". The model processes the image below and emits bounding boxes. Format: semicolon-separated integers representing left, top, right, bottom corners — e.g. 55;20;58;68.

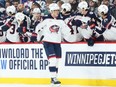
23;36;28;42
72;19;82;27
30;33;37;42
86;38;95;46
19;34;29;42
96;35;104;41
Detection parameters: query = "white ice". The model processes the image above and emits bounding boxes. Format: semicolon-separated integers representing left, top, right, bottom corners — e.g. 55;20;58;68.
0;84;110;87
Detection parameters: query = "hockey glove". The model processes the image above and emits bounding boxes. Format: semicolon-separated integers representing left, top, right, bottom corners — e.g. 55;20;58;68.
30;33;37;42
88;21;97;29
86;38;95;46
96;35;104;41
20;34;29;42
72;19;82;27
23;36;29;42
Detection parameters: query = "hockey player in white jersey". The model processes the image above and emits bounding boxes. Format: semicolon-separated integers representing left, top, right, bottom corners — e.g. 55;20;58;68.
16;4;31;34
24;8;43;43
1;5;17;43
1;11;27;43
65;17;85;42
60;2;73;20
15;12;30;42
35;3;71;86
29;8;43;43
93;4;116;41
60;2;84;42
75;1;100;46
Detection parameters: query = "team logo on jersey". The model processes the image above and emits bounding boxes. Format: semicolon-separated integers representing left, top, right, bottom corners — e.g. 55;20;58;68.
103;18;108;23
49;25;59;33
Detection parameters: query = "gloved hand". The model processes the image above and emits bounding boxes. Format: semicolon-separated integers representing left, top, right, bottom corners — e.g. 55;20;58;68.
72;19;82;27
86;38;95;46
30;33;37;42
23;36;28;42
88;21;97;29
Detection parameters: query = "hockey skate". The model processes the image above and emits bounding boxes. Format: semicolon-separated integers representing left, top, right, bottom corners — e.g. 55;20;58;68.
50;77;61;87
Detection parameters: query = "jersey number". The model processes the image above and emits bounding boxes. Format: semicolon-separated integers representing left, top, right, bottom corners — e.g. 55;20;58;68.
67;19;78;34
10;24;15;34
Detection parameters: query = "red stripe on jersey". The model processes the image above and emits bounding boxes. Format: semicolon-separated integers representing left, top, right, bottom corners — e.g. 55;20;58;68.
48;56;56;60
6;22;11;27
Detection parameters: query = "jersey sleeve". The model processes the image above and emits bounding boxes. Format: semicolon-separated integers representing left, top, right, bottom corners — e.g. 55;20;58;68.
60;20;71;38
102;15;112;29
35;19;47;34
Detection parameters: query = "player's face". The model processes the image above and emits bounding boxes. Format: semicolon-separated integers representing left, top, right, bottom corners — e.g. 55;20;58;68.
33;13;41;20
79;9;87;15
52;10;60;18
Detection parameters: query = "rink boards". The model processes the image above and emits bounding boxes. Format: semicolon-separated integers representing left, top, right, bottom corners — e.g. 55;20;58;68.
0;42;116;86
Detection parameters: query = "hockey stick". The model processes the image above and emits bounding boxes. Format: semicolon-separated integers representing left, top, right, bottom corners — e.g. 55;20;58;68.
37;35;44;43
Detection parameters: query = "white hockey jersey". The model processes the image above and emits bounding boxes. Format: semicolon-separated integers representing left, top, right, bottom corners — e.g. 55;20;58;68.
100;15;116;41
0;27;6;42
6;19;21;42
64;16;83;42
35;19;71;43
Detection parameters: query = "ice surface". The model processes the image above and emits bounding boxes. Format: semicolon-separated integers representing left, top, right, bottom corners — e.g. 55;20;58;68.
0;84;110;87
